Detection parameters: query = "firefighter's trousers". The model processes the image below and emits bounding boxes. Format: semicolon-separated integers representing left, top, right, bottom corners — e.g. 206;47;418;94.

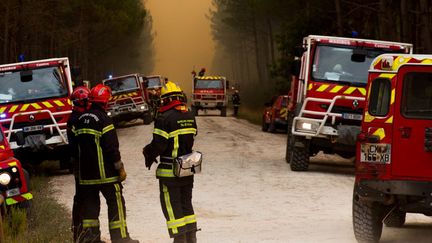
73;178;85;242
79;182;130;243
159;179;197;238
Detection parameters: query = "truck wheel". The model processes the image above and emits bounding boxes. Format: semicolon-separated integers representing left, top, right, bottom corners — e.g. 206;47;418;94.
221;107;227;117
353;187;385;243
383;208;406;227
268;122;276;133
285;114;294;163
289;137;309;171
142;113;153;125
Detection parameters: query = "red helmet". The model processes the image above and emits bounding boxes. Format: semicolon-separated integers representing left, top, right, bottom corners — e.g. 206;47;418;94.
71;86;90;107
89;84;112;105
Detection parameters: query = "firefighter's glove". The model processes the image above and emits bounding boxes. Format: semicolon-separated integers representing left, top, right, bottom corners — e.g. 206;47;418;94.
143;145;158;170
115;161;127;182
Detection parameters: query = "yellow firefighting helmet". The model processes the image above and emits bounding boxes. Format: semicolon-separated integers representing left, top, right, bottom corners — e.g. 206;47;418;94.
160;81;185;105
161;81;182;96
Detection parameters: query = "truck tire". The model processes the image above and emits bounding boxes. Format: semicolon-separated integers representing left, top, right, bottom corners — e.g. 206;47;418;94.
383;208;406;228
289;137;310;171
221;107;227;117
262;120;269;132
268;121;276;133
142;112;153;125
353;187;385;243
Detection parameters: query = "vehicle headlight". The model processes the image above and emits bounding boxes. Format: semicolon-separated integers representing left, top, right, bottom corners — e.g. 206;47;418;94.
295;120;320;132
140;105;145;110
0;173;11;186
107;111;112;116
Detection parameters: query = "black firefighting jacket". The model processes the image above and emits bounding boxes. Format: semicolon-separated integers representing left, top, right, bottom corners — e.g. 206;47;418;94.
73;104;121;185
145;106;197;179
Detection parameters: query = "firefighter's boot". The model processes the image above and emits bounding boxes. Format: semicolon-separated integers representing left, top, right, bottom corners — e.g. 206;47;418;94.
112;237;140;243
186;231;197;243
173;234;187;243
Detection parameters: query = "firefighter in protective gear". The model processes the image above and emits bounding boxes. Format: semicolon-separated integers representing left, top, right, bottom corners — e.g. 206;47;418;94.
68;86;91;242
73;84;138;243
143;81;198;243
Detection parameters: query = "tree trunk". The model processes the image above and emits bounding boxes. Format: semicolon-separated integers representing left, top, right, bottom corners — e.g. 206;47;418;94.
3;2;10;63
420;0;432;52
334;0;343;36
400;0;410;43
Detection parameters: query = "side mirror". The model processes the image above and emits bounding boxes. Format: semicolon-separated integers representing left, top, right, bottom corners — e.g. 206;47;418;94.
20;70;33;82
351;49;367;62
291;60;301;77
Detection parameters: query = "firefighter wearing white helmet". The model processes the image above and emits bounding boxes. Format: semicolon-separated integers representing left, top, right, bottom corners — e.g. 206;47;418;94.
143;81;199;242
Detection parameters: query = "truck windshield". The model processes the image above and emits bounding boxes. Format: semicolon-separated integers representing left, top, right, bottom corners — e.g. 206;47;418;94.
0;66;67;104
195;79;223;89
311;45;390;86
147;77;162;88
104;76;139;94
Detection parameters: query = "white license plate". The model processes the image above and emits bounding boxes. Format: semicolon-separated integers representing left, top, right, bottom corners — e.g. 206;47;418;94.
360;143;391;163
6;188;20;197
342;113;362;121
23;125;43;132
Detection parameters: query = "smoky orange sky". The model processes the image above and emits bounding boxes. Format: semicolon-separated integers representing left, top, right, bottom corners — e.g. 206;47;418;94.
145;0;215;93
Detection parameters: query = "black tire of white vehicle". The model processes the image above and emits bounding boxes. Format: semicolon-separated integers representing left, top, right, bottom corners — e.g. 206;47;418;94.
353;189;385;243
289;137;309;171
383;208;406;228
221;107;227;117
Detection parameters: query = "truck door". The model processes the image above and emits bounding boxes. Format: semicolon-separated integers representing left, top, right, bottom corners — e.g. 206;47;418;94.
392;65;432;178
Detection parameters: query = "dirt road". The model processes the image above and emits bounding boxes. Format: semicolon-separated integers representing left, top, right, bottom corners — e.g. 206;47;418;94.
51;114;432;243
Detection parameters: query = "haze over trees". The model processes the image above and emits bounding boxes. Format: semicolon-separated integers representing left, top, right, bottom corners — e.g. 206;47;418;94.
0;0;154;82
210;0;432;107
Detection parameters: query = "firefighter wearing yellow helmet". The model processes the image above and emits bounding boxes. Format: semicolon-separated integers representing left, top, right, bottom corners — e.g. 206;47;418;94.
143;81;199;242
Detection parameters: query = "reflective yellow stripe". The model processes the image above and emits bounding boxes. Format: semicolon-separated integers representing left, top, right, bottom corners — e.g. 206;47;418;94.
363;111;375;123
31;103;41;109
0;107;6;113
421;59;432;64
102;124;115;134
154;128;169;139
5;198;17;205
378;73;396;79
372;128;386;140
344;87;356;95
184;214;197;224
156;168;175;178
79;176;119;185
75;128;102;137
316;84;329;92
308;83;313;90
21;192;33;200
357;88;366;96
83;219;99;228
167;218;186;229
54;100;64;106
330;85;343;93
0;145;4;150
114;183;127;237
168;128;197;137
42;101;53;108
9;105;18;113
8;162;17;167
172;135;179;158
163;185;178;234
95;136;106;179
385;116;393;124
391;89;395;105
20;104;29;111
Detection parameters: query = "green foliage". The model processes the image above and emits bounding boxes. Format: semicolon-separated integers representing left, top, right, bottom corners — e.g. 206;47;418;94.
4;176;72;243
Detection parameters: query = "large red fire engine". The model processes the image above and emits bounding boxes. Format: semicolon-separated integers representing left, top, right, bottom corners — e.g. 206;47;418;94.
353;54;432;242
102;73;152;125
0;58;73;168
286;35;413;171
191;76;228;116
0;125;32;207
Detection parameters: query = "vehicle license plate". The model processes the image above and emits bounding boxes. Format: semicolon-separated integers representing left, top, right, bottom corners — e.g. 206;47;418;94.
360;143;391;163
342;113;362;120
23;125;43;132
6;188;20;197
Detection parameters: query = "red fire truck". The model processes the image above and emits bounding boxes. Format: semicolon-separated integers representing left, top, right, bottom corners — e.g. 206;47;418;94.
102;73;152;125
353;54;432;242
0;58;73;168
191;76;228;116
0;125;32;207
286;35;413;171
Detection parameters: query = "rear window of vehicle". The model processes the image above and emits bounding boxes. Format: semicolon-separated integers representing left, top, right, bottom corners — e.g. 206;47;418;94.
402;72;432;119
194;79;223;89
368;78;391;116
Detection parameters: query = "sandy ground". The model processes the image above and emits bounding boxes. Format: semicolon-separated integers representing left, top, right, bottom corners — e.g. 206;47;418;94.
51;111;432;243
